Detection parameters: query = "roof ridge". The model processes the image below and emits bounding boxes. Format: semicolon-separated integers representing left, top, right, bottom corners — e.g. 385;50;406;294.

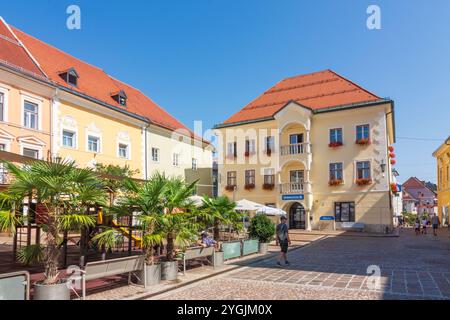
282;69;331;81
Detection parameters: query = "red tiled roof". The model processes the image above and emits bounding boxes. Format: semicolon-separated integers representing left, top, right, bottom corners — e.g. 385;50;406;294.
9;24;200;139
222;70;381;125
0;19;45;77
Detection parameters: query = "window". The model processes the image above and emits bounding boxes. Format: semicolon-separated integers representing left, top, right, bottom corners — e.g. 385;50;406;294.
118;143;128;159
335;202;355;222
62;130;75;148
0;144;5;151
23;148;39;159
356;124;370;140
119;95;126;106
245;170;255;185
24;101;38;129
245;139;255;155
227;171;237;186
227;142;237;158
192;158;197;170
88;135;100;153
263;168;275;185
329;162;343;181
290;170;304;183
289;134;304;144
172;153;180;167
330;128;343;144
59;68;79;86
152;148;159;162
0;92;4;122
265;136;275;153
111;90;127;107
356;161;371;179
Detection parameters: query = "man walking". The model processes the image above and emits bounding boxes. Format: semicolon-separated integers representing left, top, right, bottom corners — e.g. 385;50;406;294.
431;214;440;237
276;216;291;267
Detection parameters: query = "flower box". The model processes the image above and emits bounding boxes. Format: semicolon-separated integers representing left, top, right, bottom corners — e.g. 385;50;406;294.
328;141;343;148
265;149;272;157
390;183;399;195
225;185;235;191
355;138;371;145
328;179;344;186
244;151;255;157
356;178;372;186
244;183;255;190
262;183;275;190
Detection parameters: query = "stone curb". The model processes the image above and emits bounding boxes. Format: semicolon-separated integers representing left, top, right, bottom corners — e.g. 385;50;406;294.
132;235;328;300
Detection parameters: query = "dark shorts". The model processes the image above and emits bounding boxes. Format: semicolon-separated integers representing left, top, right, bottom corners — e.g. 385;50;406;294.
279;240;288;253
433;224;438;229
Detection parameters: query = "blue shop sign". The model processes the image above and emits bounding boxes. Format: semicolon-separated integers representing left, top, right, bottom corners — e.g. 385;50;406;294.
320;216;335;221
282;194;304;201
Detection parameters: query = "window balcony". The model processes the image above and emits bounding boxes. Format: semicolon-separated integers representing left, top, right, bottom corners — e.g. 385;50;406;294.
279;182;304;194
280;143;308;155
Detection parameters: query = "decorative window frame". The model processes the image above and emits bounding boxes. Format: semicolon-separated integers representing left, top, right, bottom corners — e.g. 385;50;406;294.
328;127;344;145
354;159;373;182
18;136;46;160
85;123;102;154
0;129;14;152
172;153;180;167
151;147;160;163
355;123;371;141
0;84;10;123
117;131;131;160
20;92;43;131
60;116;78;150
328;160;345;185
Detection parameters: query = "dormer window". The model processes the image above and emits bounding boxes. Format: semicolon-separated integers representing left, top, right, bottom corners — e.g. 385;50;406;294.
111;90;127;107
59;68;79;87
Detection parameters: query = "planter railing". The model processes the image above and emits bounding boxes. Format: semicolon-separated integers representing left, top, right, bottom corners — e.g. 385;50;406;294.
0;271;30;300
280;143;307;155
221;239;260;261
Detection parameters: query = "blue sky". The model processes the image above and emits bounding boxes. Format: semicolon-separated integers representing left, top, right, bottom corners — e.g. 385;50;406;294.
3;0;450;183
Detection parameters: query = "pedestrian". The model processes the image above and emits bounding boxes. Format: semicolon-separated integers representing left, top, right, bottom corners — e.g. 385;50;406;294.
431;215;440;237
414;218;421;235
421;217;428;234
276;216;291;267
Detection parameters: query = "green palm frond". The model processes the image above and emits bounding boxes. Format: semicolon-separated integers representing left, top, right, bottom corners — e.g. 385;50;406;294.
91;228;124;251
59;213;96;230
0;210;22;234
17;244;44;265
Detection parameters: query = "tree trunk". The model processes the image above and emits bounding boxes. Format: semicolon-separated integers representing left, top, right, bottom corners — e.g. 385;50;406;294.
43;221;60;285
166;233;174;261
213;218;220;241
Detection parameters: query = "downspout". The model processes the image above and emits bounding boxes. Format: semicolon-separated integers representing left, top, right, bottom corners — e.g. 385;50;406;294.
50;88;59;160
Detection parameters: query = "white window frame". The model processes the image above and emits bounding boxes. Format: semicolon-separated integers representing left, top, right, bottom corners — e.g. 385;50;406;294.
21;93;43;131
355;123;370;140
329;127;344;144
354;159;373;181
329;161;344;183
118;142;130;160
172;153;180;167
152;147;160;162
20;143;42;160
0;85;9;123
86;134;101;154
192;158;198;170
61;129;77;149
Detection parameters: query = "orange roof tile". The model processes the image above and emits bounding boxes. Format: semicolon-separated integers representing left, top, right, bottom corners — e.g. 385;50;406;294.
222;70;381;125
8;24;201;140
0;19;45;78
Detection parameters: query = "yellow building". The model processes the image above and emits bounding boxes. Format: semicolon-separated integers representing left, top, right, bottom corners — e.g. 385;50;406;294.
433;137;450;226
215;70;396;233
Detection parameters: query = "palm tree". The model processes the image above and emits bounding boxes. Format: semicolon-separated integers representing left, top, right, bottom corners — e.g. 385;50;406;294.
160;175;198;261
0;159;107;285
200;196;240;241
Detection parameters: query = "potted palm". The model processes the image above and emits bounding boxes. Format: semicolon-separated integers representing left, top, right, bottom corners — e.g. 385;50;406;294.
0;159;106;300
159;175;198;281
200;196;241;266
248;214;275;254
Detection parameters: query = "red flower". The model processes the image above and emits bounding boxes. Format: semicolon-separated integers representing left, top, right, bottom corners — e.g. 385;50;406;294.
356;138;371;145
356;178;372;186
328;141;343;148
328;179;344;186
388;146;394;152
262;183;275;190
389;153;396;158
265;149;272;156
390;159;396;165
225;185;235;191
244;183;255;190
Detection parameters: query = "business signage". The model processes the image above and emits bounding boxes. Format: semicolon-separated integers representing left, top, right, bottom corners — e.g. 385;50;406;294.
320;216;335;221
281;194;304;201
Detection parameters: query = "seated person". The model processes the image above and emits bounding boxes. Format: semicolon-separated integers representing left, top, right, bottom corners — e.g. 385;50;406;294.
198;231;218;249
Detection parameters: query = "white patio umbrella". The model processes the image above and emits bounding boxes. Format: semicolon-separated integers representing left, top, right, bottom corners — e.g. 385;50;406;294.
188;195;205;207
256;206;287;216
235;199;264;211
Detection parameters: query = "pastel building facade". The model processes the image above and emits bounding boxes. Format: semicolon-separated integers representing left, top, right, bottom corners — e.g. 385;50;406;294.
0;17;213;192
215;70;397;233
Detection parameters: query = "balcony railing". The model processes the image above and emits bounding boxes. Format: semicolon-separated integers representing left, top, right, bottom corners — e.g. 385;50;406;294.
0;170;11;185
280;143;308;155
279;182;304;194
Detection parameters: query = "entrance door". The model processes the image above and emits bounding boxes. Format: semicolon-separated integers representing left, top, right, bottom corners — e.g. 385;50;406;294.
289;202;305;229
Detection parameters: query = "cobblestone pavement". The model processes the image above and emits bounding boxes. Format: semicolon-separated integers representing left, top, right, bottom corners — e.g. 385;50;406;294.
149;229;450;300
